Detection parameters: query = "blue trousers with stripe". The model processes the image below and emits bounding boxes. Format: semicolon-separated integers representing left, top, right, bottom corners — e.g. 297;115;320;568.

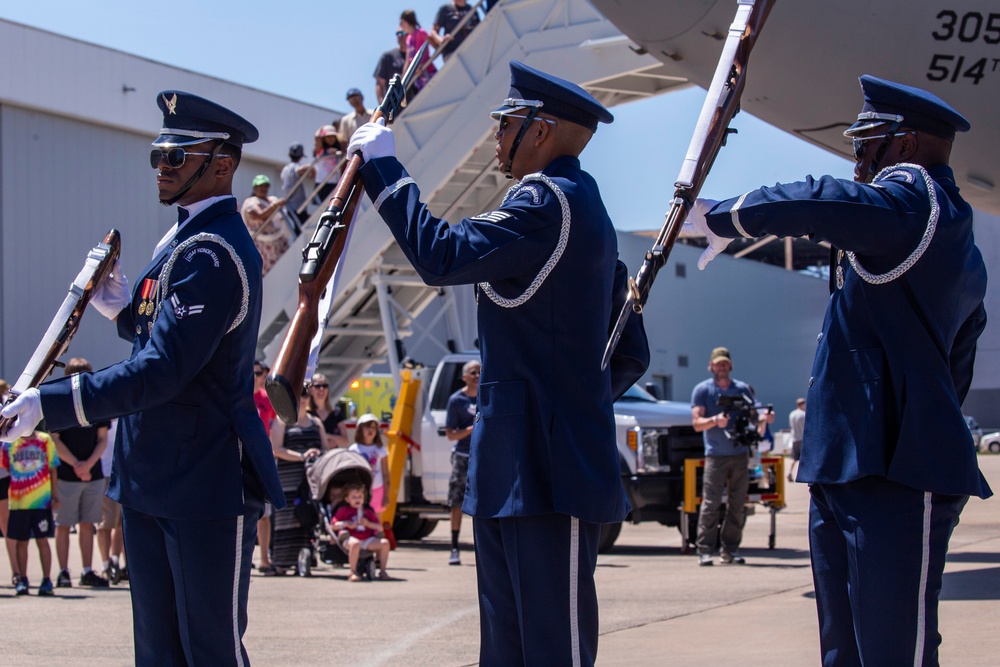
473;514;601;667
122;500;263;667
808;478;968;667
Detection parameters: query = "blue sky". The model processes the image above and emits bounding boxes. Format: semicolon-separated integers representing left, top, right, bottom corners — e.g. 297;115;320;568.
2;0;851;231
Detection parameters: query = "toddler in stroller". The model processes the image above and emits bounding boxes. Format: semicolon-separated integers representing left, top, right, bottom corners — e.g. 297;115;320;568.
331;482;392;582
307;448;391;581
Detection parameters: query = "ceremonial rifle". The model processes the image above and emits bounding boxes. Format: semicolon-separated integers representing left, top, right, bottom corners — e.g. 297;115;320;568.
266;42;430;425
601;0;775;370
0;229;121;434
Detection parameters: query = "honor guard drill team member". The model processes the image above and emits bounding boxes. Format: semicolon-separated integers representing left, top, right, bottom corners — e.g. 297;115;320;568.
348;61;648;667
686;75;991;666
1;91;284;666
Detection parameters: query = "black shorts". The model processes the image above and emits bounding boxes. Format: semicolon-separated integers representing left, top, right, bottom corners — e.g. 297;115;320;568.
0;476;9;501
7;508;55;540
448;452;470;508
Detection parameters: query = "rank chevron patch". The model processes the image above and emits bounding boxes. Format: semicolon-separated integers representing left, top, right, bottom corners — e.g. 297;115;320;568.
469;210;513;224
170;293;204;319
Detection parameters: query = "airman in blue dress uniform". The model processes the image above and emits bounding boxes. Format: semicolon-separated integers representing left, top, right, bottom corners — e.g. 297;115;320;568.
348;61;648;666
2;91;284;666
687;75;991;666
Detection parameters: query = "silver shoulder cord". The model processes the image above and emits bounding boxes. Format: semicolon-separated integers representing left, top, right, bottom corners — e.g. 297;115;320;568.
478;172;571;308
847;163;940;285
155;233;250;333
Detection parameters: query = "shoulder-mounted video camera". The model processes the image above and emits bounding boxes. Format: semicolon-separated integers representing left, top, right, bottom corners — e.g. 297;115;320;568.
717;392;773;447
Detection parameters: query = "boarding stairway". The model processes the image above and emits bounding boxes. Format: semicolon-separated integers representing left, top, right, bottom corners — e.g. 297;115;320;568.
257;0;690;398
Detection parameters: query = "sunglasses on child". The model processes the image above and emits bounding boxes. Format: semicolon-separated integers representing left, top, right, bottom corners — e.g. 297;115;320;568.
149;147;230;169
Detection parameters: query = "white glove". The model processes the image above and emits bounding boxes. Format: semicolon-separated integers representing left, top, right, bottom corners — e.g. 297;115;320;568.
347;118;395;163
0;388;43;443
683;198;730;270
91;260;131;320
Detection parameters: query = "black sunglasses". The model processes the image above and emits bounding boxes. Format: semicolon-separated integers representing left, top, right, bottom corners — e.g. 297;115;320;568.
254;370;265;376
851;131;913;162
497;113;556;135
312;383;329;389
149;147;229;169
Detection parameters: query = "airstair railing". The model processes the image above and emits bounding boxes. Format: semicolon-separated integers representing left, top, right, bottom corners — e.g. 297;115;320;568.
407;0;489;91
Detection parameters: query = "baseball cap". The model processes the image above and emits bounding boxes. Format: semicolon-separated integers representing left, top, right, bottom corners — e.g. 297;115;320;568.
251;174;270;187
710;347;732;364
357;413;380;426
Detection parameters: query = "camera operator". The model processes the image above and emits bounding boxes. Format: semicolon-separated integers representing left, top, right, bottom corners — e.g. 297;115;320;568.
690;347;774;566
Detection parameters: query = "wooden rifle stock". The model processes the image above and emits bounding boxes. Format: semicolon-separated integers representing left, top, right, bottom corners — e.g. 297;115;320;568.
602;0;774;370
0;229;121;433
266;42;430;424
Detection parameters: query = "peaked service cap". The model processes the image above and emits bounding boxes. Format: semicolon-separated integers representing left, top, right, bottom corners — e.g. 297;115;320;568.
490;60;613;133
844;75;970;141
154;90;259;149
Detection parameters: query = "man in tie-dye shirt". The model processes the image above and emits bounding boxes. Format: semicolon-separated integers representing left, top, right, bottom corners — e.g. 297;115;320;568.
1;429;59;595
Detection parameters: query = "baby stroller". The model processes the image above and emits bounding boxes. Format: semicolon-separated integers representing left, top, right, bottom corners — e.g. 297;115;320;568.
305;448;383;580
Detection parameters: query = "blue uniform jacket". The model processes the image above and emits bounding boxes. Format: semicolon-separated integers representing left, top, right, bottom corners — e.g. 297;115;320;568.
360;154;640;523
39;198;285;519
707;164;990;498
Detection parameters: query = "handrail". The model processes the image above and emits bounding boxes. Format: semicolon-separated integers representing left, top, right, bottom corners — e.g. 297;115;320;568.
282;0;485;226
297;152;347;216
406;0;488;94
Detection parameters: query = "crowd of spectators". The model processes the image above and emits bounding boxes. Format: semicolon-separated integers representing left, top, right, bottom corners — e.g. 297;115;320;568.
239;2;490;277
0;362;128;597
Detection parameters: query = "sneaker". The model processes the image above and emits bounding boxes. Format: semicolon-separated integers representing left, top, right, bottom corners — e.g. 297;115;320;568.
80;570;110;587
720;551;746;565
698;554;714;567
107;561;122;585
11;574;20;588
448;548;461;566
56;569;73;588
119;566;129;582
15;577;29;596
38;578;54;596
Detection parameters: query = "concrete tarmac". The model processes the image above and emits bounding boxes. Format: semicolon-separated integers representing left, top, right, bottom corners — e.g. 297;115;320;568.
2;455;998;666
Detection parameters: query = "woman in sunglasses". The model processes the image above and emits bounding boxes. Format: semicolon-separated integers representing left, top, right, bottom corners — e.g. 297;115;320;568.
307;373;348;449
269;386;326;575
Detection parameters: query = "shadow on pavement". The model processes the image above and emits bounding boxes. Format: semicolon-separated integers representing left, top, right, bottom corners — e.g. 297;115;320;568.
946;551;1000;565
941;565;1000;601
604;544;810;563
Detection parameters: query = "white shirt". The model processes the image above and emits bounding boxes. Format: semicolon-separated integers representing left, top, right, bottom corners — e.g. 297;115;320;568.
152;195;236;258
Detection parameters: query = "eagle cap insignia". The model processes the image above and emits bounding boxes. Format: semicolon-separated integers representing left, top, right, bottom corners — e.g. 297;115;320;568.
163;93;178;115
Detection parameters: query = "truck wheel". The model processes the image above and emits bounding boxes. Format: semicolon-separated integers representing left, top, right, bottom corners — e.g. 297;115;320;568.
412;519;439;539
598;522;622;554
392;513;424;540
990;441;1000;454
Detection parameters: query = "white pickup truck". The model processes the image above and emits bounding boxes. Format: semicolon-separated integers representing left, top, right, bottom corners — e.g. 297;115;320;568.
390;354;703;552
